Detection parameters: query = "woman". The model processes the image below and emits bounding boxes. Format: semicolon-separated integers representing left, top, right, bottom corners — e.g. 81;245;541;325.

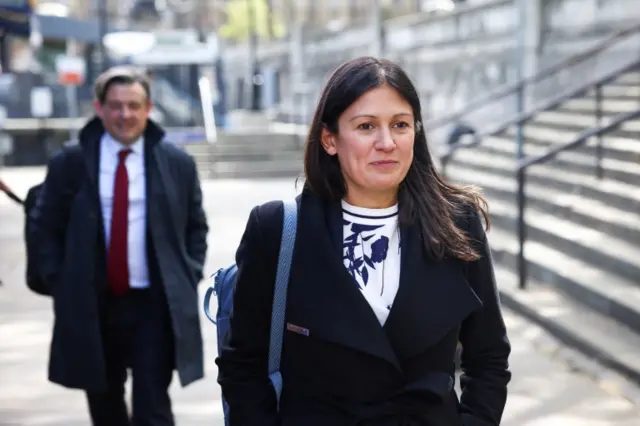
216;57;511;426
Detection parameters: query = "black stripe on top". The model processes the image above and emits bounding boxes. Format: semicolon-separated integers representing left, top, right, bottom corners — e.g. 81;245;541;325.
342;209;398;220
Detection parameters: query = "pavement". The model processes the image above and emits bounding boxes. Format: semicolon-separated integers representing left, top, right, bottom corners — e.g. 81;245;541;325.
1;167;639;426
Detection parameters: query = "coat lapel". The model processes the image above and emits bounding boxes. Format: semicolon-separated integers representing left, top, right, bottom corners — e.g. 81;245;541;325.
286;191;401;370
145;142;182;250
142;122;183;251
286;190;484;369
77;120;106;252
383;226;483;362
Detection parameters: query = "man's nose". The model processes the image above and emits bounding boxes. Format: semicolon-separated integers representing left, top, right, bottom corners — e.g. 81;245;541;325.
120;107;134;119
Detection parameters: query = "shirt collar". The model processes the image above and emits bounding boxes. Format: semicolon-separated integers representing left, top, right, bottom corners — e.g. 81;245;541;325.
103;132;144;156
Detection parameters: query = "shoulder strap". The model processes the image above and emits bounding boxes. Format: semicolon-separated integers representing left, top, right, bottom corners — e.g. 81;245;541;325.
60;144;85;194
267;198;298;406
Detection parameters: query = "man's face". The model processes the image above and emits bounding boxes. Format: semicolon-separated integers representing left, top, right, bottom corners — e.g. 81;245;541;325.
94;82;151;145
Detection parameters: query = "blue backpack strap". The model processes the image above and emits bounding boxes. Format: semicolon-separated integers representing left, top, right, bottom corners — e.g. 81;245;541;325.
267;199;298;406
203;268;223;324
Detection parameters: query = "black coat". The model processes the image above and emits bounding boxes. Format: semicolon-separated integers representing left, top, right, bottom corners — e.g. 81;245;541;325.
216;190;511;426
31;117;209;392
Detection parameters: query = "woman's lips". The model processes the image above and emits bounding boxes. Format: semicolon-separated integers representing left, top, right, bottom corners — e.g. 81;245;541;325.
371;160;398;169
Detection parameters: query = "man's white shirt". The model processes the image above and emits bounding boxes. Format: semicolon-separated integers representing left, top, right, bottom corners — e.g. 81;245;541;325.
99;133;150;289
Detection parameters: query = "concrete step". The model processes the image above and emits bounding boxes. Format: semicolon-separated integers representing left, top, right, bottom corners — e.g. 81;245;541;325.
195;164;212;179
500;126;640;162
531;110;640;136
614;71;640;85
452;138;640;186
212;151;303;163
211;140;303;154
585;84;640;99
210;160;303;179
226;110;272;130
488;226;640;334
448;150;640;213
562;98;640;115
481;134;640;184
174;143;213;179
177;133;305;179
218;131;304;146
487;198;640;284
492;264;640;387
181;143;212;155
447;165;640;244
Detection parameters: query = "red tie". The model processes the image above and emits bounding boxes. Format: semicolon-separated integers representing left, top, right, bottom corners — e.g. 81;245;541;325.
107;149;132;296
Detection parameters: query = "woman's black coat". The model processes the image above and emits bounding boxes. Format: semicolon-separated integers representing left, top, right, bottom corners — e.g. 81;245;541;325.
216;190;511;426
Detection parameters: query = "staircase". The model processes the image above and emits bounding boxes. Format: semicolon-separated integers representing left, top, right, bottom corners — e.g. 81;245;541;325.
208;112;306;179
444;69;640;388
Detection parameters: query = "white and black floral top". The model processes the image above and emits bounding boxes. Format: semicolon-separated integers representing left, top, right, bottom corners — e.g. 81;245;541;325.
342;200;401;326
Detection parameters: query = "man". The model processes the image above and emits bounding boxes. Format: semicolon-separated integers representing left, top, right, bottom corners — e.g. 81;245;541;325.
31;66;209;426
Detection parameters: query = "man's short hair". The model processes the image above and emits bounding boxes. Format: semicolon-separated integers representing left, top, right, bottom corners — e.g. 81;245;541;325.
94;66;152;104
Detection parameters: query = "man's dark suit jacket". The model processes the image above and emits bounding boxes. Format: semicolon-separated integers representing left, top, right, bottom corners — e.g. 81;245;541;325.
31;117;209;392
216;189;511;426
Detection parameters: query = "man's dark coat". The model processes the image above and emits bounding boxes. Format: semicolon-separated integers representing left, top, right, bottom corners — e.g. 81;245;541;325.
31;117;209;392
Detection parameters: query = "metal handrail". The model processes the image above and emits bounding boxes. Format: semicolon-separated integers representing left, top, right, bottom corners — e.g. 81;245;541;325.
426;21;640;130
515;108;640;290
439;57;640;169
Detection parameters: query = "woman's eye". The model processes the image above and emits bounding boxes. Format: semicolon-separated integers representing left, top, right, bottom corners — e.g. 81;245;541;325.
394;121;410;129
358;123;374;131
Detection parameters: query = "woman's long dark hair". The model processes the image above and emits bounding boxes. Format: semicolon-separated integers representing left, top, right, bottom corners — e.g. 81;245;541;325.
303;56;489;262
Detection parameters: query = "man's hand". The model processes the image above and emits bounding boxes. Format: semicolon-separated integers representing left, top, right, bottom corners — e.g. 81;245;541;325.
0;178;9;193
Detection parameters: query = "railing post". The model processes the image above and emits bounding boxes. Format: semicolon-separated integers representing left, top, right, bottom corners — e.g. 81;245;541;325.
514;0;526;161
595;83;604;179
441;155;449;179
516;166;528;290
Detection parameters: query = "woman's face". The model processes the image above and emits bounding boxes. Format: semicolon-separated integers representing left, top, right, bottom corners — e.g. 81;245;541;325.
321;84;415;208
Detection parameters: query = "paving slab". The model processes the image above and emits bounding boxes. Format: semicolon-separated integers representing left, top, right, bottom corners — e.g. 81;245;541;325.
0;168;639;425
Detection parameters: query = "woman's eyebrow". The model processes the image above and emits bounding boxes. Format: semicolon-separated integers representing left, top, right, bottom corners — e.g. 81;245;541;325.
348;112;413;122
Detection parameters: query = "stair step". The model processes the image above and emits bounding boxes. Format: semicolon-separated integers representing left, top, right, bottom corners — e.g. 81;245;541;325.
488;198;640;283
488;227;640;333
446;165;640;243
614;71;640;85
477;135;640;184
451;145;640;190
493;265;640;387
500;125;640;162
181;144;212;155
532;111;640;135
212;150;303;163
586;85;640;98
210;160;302;179
562;98;640;114
218;131;304;146
211;142;303;154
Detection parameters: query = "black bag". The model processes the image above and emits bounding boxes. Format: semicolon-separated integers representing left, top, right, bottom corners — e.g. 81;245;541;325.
23;145;84;296
23;183;48;295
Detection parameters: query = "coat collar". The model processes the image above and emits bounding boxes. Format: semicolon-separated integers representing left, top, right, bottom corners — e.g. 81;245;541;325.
286;189;482;371
77;116;165;189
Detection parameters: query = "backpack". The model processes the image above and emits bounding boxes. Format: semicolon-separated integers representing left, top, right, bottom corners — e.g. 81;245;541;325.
23;145;84;296
204;199;298;425
23;183;48;295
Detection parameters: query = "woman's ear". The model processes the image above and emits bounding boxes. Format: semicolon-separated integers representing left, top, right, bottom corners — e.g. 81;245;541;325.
320;125;338;156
